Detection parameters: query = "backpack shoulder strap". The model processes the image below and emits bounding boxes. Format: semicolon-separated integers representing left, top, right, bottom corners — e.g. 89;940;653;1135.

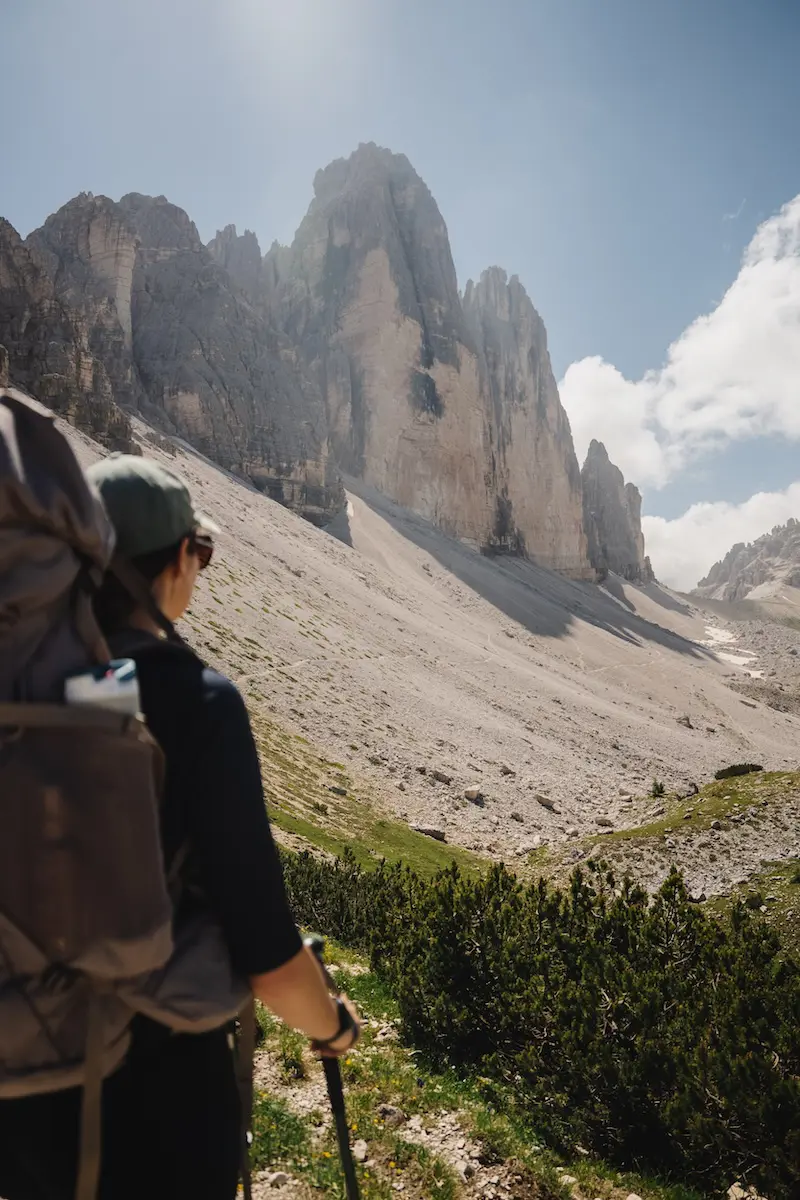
107;629;202;667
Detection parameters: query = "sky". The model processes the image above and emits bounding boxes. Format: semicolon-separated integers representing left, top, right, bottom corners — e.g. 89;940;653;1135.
3;0;800;589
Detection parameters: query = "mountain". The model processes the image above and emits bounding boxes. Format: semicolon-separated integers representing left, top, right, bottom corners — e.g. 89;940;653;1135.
695;518;800;600
2;144;645;575
250;144;592;575
462;267;588;571
0;216;133;448
19;192;340;523
581;439;653;582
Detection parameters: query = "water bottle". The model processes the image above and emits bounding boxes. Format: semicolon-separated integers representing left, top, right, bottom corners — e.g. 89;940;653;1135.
64;658;141;716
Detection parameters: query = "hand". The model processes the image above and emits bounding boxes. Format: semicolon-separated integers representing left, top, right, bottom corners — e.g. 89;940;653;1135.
312;993;361;1059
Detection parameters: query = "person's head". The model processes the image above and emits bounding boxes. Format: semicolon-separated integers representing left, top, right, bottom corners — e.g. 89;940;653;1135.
87;454;217;631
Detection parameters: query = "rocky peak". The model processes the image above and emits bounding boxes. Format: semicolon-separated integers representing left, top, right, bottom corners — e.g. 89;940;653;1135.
463;268;590;573
28;193;139;357
265;143;492;543
311;142;418;204
695;518;800;600
207;224;264;299
276;142;472;365
16;195;340;522
581;440;652;582
264;149;593;574
0;215;133;448
117;193;203;255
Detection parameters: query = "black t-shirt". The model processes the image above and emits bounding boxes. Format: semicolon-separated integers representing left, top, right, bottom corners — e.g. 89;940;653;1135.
116;631;302;979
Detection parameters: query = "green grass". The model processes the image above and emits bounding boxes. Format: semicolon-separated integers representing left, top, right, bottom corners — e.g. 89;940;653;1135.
251;936;703;1200
586;771;799;847
705;856;800;955
250;712;483;877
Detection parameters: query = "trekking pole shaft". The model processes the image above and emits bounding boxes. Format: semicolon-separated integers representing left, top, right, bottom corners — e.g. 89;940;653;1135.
304;936;361;1200
322;1058;361;1200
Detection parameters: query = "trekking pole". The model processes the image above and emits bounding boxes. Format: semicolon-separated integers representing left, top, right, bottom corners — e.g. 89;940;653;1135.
304;936;362;1200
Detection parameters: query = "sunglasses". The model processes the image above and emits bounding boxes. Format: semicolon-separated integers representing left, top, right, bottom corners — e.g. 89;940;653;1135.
189;531;214;570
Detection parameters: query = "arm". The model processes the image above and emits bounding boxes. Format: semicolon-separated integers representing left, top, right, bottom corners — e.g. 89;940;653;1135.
251;942;359;1052
178;672;359;1052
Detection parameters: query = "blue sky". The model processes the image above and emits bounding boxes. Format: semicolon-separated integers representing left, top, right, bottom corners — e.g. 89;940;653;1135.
4;0;800;585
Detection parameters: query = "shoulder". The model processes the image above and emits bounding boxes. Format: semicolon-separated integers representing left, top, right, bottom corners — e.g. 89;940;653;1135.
200;665;249;724
129;638;249;732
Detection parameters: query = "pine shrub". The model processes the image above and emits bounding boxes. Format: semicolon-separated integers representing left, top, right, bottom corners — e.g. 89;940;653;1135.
714;763;763;780
281;850;800;1197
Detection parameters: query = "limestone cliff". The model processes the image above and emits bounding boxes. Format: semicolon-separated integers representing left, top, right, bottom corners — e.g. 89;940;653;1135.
26;194;339;523
695;519;800;600
3;149;637;572
266;143;592;573
463;268;589;574
0;216;133;448
581;440;653;582
265;143;493;546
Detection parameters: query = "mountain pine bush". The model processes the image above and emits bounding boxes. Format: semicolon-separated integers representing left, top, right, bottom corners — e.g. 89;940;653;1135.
281;850;800;1197
714;763;764;780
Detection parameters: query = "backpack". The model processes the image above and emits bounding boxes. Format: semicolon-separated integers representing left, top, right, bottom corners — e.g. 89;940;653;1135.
0;387;254;1200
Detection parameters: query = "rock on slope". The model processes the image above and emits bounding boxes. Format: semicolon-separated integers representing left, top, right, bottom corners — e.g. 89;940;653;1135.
695;519;800;600
262;143;592;575
581;439;653;582
22;194;340;523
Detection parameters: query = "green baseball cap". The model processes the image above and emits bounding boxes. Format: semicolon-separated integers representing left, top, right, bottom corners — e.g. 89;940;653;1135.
88;453;219;559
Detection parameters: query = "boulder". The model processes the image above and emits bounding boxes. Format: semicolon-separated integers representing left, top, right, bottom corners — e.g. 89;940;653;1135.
411;825;447;842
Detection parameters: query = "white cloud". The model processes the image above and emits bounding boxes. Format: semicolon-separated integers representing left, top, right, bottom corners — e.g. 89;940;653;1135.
642;481;800;592
559;194;800;488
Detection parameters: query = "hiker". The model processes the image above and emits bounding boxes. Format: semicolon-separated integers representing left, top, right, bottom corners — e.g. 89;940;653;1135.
0;442;360;1200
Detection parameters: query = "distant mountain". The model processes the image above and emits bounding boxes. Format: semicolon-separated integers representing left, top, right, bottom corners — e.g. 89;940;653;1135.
694;518;800;600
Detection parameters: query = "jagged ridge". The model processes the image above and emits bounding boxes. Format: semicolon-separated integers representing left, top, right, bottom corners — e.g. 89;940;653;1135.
695;518;800;600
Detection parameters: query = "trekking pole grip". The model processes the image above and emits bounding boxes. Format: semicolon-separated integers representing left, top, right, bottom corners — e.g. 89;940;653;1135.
304;934;339;994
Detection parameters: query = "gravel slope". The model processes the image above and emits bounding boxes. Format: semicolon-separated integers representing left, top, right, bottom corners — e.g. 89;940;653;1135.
66;419;800;868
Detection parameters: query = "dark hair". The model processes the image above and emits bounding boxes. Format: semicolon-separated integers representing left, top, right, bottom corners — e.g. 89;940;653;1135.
93;539;184;634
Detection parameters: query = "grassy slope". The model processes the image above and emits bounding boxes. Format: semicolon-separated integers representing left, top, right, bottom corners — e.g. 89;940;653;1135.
525;770;800;882
249;712;482;877
705;857;800;955
593;771;799;844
